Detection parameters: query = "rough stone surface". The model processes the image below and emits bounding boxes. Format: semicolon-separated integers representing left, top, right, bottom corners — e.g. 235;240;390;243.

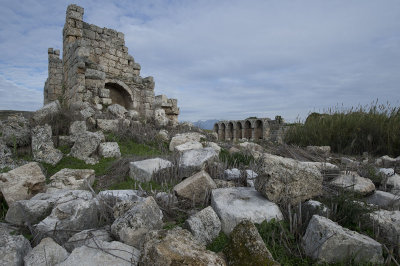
96;119;119;132
214;179;236;188
157;129;169;142
301;200;329;221
0;139;14;170
369;210;400;247
1;115;31;147
69;121;87;136
169;132;206;151
0;225;32;266
301;161;340;180
47;168;95;191
224;168;242;180
155;191;178;209
174;170;217;204
225;220;279;266
140;227;226;265
184;206;221;245
302;215;383;264
24;237;69;266
107;104;127;118
306;145;331;155
0;162;46;205
174;141;203;153
35;190;99;244
179;147;218;177
366;190;400;210
204;142;221;154
31;124;63;166
32;100;61;124
98;142;121;158
64;228;112;252
69;130;104;165
155;108;169;127
330;172;375;196
375;155;398;168
386;174;400;194
255;153;323;205
129;158;172;183
5;199;52;226
111;196;163;249
211;187;283;234
58;240;140;266
97;190;146;208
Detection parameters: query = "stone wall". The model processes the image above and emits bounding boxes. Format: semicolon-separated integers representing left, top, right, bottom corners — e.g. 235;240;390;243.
154;95;180;124
213;117;286;142
43;49;63;104
43;4;179;121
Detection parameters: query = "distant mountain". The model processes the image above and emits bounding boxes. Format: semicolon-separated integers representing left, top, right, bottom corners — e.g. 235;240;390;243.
192;119;219;130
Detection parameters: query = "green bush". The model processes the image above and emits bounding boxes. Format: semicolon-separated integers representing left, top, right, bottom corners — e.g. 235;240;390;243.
285;103;400;156
207;232;229;253
219;149;254;167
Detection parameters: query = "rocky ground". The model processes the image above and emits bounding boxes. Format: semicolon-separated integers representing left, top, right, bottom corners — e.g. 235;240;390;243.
0;101;400;265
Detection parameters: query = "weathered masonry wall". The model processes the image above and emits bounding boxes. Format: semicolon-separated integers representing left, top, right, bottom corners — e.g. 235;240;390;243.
43;49;63;104
154;95;180;124
213;117;286;142
44;4;179;121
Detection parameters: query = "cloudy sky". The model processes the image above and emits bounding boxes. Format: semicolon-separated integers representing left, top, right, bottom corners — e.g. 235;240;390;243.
0;0;399;122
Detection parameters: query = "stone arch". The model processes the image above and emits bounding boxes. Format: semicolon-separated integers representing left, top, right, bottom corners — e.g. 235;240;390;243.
220;123;226;141
254;119;263;140
104;79;134;109
227;122;234;141
213;123;219;139
244;120;252;139
236;121;243;140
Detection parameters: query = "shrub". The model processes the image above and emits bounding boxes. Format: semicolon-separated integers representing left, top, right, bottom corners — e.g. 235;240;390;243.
285;102;400;156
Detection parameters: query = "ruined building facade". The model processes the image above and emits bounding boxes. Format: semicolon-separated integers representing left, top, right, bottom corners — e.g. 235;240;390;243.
214;117;286;142
43;4;179;123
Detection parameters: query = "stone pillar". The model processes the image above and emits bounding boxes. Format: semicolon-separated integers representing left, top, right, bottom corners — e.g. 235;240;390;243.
44;48;63;104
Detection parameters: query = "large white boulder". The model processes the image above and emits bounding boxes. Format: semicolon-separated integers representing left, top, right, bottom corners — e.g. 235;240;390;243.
302;215;383;264
2;114;31;147
32;100;61;123
47;168;95;191
179;147;218;177
204;142;221;154
369;210;400;247
129;158;173;183
366;190;400;210
24;237;69;266
174;141;203;153
154;108;169;127
254;153;323;205
0;225;32;266
31;124;63;166
0;162;46;205
386;174;400;194
211;187;283;234
107;104;127;119
224;168;242;180
97;190;146;208
35;190;99;244
111;197;163;249
184;206;221;245
169;132;206;151
58;240;140;266
174;170;217;204
69;130;104;165
140;227;226;265
5;199;52;226
64;228;112;252
98;142;121;158
330;172;375;195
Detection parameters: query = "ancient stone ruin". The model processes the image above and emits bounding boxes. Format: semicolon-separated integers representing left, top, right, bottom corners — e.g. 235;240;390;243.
213;116;286;142
43;4;179;124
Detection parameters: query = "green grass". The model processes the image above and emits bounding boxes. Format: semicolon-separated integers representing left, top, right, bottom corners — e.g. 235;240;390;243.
207;232;229;253
285;102;400;156
106;176;174;192
0;198;8;221
105;132;164;156
219;148;254;167
42;156;116;178
0;167;11;173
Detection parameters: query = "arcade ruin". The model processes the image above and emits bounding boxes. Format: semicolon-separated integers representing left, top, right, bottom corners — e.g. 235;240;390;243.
214;117;286;142
43;4;179;124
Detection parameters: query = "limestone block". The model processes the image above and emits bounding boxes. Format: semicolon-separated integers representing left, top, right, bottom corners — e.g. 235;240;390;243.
330;172;375;195
129;158;172;183
184;206;221;245
211;187;283;234
97;190;146;208
0;162;46;205
154;108;169;127
174;170;217;204
5;199;52;226
64;228;112;252
24;237;69;266
169;132;206;151
174;141;203;153
47;168;95;191
99;142;121;158
224;168;242;180
366;190;400;210
31;124;63;166
254;153;323;205
32;100;61;123
107;104;127;119
2;115;31;147
99;88;110;98
369;210;400;247
0;226;32;266
111;197;163;249
140;227;226;265
179;148;218;177
302;215;383;264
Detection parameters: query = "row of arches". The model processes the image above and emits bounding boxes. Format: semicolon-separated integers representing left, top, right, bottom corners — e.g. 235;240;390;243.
214;119;267;141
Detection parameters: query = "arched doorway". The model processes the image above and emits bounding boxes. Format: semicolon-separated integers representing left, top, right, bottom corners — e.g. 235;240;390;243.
236;122;243;139
227;122;234;141
213;124;219;139
220;123;226;141
244;120;252;139
105;82;132;109
254;120;263;140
